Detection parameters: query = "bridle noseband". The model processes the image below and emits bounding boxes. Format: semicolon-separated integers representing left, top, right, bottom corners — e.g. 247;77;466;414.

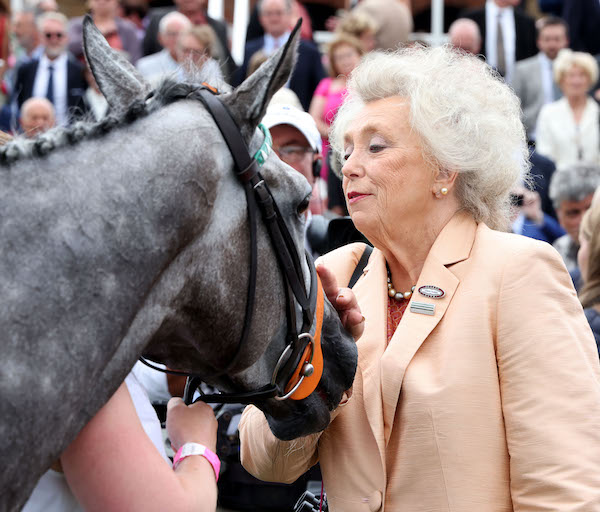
140;84;325;405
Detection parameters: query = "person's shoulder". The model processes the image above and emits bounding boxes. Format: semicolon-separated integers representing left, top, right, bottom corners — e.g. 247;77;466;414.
68;15;84;28
298;39;320;55
317;242;370;273
246;36;264;49
515;54;540;71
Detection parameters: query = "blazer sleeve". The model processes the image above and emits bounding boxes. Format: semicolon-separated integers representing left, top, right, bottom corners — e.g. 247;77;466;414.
496;240;600;509
239;405;320;484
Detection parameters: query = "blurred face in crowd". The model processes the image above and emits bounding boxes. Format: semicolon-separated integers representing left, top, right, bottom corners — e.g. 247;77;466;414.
13;12;38;52
271;124;316;188
41;18;68;59
333;43;362;77
537;24;568;60
159;18;189;58
259;0;291;39
177;33;209;73
493;0;520;7
174;0;206;15
557;193;594;243
560;64;593;100
449;21;481;55
359;29;376;53
89;0;119;18
20;98;55;138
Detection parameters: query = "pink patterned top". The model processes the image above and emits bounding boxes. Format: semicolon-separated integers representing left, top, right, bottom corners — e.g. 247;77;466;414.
313;77;347;179
387;298;409;344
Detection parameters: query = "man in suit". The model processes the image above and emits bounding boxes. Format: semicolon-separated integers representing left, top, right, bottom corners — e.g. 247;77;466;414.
235;0;325;111
136;11;191;85
463;0;537;84
512;16;568;141
13;12;87;127
141;0;236;83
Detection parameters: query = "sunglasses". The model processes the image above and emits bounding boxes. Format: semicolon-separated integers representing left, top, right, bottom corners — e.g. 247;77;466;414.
44;32;65;40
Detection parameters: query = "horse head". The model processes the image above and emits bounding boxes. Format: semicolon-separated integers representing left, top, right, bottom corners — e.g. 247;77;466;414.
84;18;358;440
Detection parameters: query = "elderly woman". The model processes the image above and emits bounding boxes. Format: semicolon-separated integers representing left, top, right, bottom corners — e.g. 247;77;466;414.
239;46;600;511
536;49;600;168
549;164;600;273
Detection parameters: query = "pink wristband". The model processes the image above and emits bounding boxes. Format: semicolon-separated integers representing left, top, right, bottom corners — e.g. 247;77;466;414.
172;443;220;482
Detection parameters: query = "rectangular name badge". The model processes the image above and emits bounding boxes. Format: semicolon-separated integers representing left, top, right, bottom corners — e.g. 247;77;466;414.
410;301;435;316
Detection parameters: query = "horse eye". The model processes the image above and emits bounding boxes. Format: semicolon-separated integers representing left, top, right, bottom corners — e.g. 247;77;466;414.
297;194;311;216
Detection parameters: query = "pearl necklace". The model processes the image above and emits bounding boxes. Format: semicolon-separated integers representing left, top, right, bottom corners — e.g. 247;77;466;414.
387;266;415;300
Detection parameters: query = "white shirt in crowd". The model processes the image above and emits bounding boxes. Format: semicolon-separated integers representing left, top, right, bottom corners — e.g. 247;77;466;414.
485;0;516;83
32;53;68;125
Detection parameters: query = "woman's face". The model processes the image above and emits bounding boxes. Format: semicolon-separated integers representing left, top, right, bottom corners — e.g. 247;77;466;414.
560;65;592;99
341;97;436;243
90;0;118;17
578;233;590;282
333;44;362;77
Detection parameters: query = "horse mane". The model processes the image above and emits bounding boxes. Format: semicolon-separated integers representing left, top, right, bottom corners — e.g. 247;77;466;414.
0;66;230;166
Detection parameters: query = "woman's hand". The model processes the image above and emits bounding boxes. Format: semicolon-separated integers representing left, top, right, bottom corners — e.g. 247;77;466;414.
166;398;218;453
317;263;365;341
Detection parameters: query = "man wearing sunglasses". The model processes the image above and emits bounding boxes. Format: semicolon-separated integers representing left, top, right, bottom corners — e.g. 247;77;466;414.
14;12;87;127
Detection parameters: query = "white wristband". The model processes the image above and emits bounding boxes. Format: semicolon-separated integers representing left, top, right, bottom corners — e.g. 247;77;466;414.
172;443;220;482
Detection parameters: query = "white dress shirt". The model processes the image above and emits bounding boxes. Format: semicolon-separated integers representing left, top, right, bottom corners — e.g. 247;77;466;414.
263;31;291;56
538;53;555;105
32;52;68;125
485;0;516;83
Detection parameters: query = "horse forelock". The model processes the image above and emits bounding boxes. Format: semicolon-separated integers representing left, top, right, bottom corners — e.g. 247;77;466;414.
0;64;232;166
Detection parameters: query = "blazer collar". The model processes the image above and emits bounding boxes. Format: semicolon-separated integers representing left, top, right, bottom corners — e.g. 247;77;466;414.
356;211;477;451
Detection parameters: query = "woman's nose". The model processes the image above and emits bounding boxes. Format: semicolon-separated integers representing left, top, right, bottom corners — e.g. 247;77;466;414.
341;152;363;179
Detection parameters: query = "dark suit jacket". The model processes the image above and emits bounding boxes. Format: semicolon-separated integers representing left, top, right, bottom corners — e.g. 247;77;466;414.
462;7;537;63
563;0;600;55
142;8;236;83
234;37;326;111
13;54;88;123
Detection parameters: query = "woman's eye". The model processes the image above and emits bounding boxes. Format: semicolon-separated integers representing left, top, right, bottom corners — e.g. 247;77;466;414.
369;144;385;153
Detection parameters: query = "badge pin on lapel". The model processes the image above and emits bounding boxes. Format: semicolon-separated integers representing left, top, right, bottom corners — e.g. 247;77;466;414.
418;285;445;299
410;301;435;316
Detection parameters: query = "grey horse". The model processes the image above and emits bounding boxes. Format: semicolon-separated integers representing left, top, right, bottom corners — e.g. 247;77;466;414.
0;18;357;512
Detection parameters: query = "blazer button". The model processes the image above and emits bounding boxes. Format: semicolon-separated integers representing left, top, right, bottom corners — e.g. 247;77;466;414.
368;490;382;511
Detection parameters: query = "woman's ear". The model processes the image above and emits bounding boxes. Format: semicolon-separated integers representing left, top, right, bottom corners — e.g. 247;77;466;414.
432;168;459;197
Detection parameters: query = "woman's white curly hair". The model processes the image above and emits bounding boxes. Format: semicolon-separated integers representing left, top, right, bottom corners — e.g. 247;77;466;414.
330;45;530;230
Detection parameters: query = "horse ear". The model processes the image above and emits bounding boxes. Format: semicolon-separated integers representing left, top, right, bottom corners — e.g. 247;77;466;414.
82;15;150;112
221;20;301;141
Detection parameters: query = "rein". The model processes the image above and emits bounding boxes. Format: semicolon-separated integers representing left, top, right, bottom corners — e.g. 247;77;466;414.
140;85;325;405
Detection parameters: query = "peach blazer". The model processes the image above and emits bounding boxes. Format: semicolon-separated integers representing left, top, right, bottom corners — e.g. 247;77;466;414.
239;212;600;512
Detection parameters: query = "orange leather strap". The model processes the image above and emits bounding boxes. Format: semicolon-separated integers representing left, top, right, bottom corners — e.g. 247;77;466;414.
287;275;325;400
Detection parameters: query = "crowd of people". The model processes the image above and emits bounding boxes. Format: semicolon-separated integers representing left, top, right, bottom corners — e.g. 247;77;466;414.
7;0;600;510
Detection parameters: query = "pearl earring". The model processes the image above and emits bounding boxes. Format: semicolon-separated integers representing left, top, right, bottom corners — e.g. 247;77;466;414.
440;187;448;196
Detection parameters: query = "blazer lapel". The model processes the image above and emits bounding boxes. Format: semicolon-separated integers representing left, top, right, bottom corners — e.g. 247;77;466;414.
380;212;477;444
353;250;388;465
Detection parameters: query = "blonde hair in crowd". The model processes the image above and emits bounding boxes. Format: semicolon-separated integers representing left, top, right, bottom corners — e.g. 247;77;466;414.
553;49;599;86
330;45;529;230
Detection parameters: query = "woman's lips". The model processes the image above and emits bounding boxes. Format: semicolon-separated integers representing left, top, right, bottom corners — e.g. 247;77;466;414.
347;191;371;204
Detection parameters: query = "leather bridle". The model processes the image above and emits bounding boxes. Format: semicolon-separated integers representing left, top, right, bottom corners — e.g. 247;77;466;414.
140;84;325;405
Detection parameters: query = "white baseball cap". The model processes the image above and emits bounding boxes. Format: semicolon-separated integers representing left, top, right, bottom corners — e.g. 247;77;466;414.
262;104;322;154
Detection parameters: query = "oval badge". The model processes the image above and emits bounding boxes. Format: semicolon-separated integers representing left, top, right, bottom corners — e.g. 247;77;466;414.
418;285;445;299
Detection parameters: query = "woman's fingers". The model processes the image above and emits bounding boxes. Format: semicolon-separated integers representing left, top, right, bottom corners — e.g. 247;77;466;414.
317;263;365;341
